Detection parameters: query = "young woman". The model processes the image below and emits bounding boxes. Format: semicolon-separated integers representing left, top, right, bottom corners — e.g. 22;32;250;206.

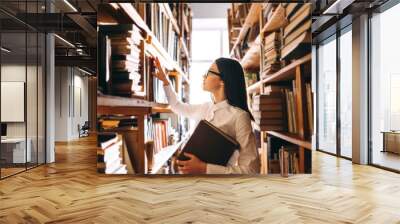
153;57;260;174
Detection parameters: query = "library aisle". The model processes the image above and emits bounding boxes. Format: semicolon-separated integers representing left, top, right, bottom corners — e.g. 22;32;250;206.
96;2;313;176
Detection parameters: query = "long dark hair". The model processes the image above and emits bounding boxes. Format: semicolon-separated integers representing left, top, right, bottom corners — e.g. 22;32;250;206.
215;57;254;121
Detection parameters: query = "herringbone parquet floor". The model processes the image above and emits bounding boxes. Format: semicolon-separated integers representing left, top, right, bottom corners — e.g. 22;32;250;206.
1;136;399;223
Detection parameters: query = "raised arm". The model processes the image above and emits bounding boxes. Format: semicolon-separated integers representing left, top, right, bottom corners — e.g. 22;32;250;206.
153;57;209;120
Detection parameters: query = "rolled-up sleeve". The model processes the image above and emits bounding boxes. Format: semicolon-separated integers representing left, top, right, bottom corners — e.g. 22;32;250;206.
163;84;209;120
206;112;260;174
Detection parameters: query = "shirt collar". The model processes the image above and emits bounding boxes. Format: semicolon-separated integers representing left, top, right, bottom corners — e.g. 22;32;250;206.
212;100;230;111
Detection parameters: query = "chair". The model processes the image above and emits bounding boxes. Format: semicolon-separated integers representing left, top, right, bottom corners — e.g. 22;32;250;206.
78;121;90;138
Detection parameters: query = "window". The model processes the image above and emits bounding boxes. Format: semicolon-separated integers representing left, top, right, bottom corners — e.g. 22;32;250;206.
339;27;352;158
189;18;228;105
370;3;400;171
317;36;337;155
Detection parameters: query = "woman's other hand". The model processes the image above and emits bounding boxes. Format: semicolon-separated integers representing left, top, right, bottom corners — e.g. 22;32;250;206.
176;152;207;174
152;57;170;86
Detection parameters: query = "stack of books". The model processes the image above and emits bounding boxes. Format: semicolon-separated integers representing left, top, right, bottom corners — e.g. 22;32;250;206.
252;93;285;131
107;24;145;97
262;31;282;79
97;133;127;174
281;3;312;60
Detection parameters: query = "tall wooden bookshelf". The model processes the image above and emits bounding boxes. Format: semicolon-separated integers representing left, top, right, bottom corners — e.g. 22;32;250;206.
97;3;192;174
228;3;313;174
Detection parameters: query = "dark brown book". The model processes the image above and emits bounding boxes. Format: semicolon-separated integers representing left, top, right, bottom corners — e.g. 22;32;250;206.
112;60;140;72
254;118;284;126
252;104;283;112
177;120;239;166
253;93;283;105
109;79;141;95
251;110;283;119
110;71;141;81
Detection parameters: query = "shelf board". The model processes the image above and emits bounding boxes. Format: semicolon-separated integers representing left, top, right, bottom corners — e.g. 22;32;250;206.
118;3;187;81
99;127;139;133
229;4;262;56
266;131;311;150
152;106;173;114
247;53;311;94
98;95;171;115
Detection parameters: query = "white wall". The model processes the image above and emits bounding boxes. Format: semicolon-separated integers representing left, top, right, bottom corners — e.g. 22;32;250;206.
54;67;89;141
1;65;43;138
190;3;230;18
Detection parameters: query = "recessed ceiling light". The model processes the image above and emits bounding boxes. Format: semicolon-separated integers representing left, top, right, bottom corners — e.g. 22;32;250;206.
78;67;93;76
63;0;78;12
1;47;11;53
54;34;75;48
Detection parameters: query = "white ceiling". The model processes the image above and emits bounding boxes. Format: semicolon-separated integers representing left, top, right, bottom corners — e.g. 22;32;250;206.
189;3;230;19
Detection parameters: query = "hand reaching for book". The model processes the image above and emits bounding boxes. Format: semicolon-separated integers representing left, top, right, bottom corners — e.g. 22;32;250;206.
176;152;207;174
152;57;170;86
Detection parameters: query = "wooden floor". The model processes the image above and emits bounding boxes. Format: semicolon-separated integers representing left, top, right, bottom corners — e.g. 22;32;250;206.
1;136;400;223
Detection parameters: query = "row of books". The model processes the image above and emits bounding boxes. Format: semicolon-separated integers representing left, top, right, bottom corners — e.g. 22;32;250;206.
279;146;300;176
266;136;299;175
146;4;180;62
145;117;178;155
97;133;127;174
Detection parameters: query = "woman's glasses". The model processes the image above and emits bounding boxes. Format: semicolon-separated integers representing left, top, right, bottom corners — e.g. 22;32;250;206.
205;70;221;78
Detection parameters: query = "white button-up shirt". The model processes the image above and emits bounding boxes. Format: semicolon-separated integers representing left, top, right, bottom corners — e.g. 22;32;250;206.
164;84;260;174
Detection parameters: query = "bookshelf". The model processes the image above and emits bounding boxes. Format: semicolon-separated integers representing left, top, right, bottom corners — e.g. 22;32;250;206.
229;3;312;174
97;3;192;174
